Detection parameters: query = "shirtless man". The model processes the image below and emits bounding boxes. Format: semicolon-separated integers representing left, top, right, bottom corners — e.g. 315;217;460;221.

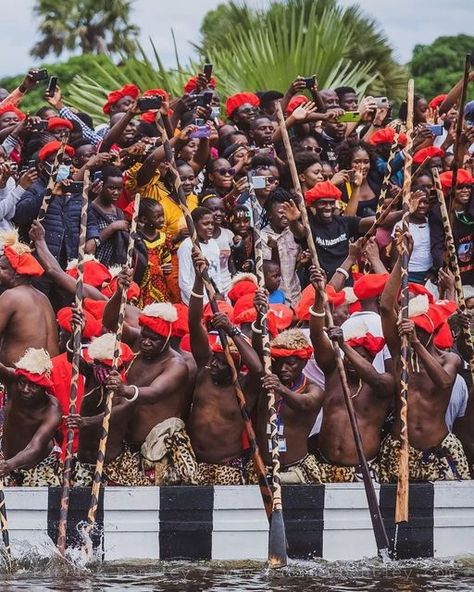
0;229;58;366
102;270;191;484
0;348;62;486
253;290;324;484
310;267;395;482
378;239;469;481
187;250;263;485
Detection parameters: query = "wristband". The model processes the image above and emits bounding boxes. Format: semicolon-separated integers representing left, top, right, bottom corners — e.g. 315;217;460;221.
66;340;74;354
228;326;242;337
309;305;326;318
251;321;262;334
126;385;139;402
335;267;349;279
191;290;204;299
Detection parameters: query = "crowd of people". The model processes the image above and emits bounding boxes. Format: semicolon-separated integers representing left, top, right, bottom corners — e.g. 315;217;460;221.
0;65;472;489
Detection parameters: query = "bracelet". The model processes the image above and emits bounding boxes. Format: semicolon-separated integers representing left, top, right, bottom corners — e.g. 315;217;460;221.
228;326;242;337
309;305;326;318
66;340;74;354
335;267;349;279
191;290;204;299
251;321;262;334
126;385;139;402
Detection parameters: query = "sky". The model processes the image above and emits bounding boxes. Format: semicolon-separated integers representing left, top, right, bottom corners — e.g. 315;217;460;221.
0;0;472;77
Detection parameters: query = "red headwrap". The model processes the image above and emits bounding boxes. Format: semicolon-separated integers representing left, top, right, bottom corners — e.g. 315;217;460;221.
83;298;107;321
15;369;54;390
433;321;454;349
429;95;447;110
227;275;258;304
439;169;474;191
66;259;112;289
203;300;234;324
101;276;140;302
47;117;73;131
38;141;75;162
271;345;314;360
3;245;44;277
346;332;385;356
0;103;25;121
83;340;134;367
413;146;445;165
57;307;102;339
234;303;293;337
411;300;457;335
232;293;255;322
184;76;217;94
286;95;308;116
408;282;435;304
368;128;407;147
208;333;241;361
226;92;260;119
103;84;140;115
353;273;389;300
138;303;178;339
140;88;171;123
172;303;190;338
295;283;346;321
305;181;342;205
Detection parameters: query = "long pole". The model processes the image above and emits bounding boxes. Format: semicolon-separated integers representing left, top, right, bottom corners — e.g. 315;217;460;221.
155;115;274;523
276;101;390;556
448;54;471;217
36;134;70;224
433;167;474;381
83;193;141;552
0;480;11;567
57;171;90;556
248;181;287;567
396;79;415;524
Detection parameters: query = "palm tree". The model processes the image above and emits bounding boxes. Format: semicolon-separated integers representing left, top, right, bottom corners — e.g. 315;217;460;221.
31;0;140;59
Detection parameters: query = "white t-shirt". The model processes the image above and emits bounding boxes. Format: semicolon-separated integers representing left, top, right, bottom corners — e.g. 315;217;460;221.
392;220;433;272
445;374;469;431
341;311;391;374
177;237;222;305
214;227;234;296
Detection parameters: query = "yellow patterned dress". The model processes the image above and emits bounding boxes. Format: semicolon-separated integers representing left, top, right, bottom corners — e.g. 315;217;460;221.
138;233;173;307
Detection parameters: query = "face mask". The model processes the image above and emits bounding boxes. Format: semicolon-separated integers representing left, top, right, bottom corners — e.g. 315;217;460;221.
210;107;220;120
55;164;71;182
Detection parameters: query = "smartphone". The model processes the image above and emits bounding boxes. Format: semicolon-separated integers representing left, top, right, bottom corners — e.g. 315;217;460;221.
189;126;210;139
203;63;213;81
251;175;267;189
429;124;444;137
63;181;84;194
93;171;103;183
304;76;316;89
374;96;389;108
194;91;213;108
31;69;48;82
194;118;205;126
337;111;360;123
46;76;58;97
29;120;48;131
137;96;163;111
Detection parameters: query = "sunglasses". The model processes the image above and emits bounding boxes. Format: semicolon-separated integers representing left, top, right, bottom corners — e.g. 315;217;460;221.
215;167;236;176
266;176;278;184
302;145;322;154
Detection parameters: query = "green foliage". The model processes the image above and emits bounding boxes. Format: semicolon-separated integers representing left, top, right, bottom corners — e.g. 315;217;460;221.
31;0;139;59
409;34;474;100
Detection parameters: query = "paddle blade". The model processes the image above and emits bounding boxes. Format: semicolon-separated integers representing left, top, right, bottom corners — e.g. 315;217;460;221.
268;508;287;568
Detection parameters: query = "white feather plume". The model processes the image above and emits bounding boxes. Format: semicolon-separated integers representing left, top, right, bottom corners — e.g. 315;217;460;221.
342;287;358;304
87;333;117;361
229;272;258;288
141;302;178;322
15;348;52;376
342;319;369;340
66;254;99;270
0;227;32;255
408;294;429;318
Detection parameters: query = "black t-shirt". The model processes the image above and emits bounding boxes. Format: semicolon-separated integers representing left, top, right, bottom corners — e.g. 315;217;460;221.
308;214;361;279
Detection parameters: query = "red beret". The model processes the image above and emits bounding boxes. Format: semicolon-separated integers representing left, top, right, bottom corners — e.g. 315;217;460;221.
184;76;217;94
295;283;345;321
0;103;25;121
305;181;342;205
353;273;389;300
101;276;140;302
413;146;445;165
368;127;407;148
103;84;140;114
346;333;385;357
66;259;112;289
172;303;189;338
47;117;73;131
286;95;308;116
4;245;44;277
57;307;102;339
38;141;75;162
226;92;260;119
429;95;447;110
439;169;474;191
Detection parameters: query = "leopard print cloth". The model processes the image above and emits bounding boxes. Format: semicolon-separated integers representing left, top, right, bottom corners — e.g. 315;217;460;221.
2;447;62;487
247;454;324;485
378;432;470;482
72;446;149;487
195;453;251;486
144;429;198;485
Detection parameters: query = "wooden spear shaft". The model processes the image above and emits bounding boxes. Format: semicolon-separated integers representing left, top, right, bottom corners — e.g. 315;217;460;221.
396;78;415;524
84;193;141;545
0;481;10;564
57;171;90;557
155;116;274;522
276;101;390;556
248;181;287;568
433;167;474;380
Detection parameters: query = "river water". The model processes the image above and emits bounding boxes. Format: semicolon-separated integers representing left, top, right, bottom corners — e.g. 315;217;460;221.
1;556;474;591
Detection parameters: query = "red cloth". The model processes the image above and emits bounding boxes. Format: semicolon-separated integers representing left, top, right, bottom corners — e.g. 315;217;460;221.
139;88;171;123
271;345;313;360
184;76;217;94
57;307;102;339
172;303;189;338
439;169;474;191
180;333;191;352
226;92;260;118
286;95;308;115
368;127;407;147
83;340;134;366
413;146;445;165
51;352;85;458
101;277;140;302
208;333;241;360
412;300;457;335
433;321;453;349
346;333;385;356
14;368;54;390
408;282;435;304
305;181;342;205
295;284;345;321
353;273;389;300
0;103;25;121
203;300;234;324
228;279;257;304
47;117;73;131
103;84;140;114
4;245;44;277
66;260;112;289
38;141;75;161
83;298;107;321
138;314;174;338
429;95;447;110
234;303;293;336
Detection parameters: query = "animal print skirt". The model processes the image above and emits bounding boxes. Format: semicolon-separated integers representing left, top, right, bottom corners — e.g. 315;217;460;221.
1;447;62;487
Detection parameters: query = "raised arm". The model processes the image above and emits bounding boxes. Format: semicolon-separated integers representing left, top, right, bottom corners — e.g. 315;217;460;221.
101;266;140;344
328;238;363;291
262;373;324;413
188;249;212;368
308;266;337;374
100;102;138;153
